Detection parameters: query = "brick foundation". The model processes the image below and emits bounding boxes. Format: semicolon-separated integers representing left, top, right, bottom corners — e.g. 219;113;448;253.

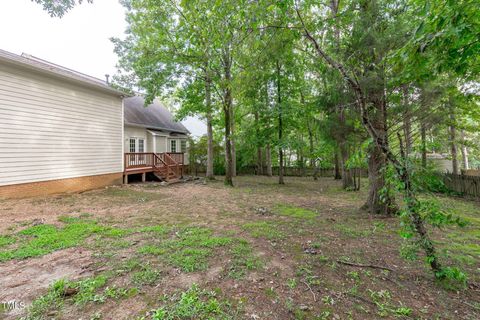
0;173;123;199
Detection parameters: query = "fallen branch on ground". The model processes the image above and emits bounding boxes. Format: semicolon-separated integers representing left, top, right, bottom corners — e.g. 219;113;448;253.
301;280;316;302
345;292;376;306
336;260;393;272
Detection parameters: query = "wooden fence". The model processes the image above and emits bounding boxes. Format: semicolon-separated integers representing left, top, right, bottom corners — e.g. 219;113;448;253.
238;166;335;177
185;165;368;178
441;173;480;198
239;166;369;177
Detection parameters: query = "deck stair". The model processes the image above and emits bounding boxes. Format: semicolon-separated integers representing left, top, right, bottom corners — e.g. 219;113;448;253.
124;152;184;184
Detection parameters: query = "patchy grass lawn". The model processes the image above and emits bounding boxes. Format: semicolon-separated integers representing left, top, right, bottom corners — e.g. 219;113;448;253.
0;176;479;319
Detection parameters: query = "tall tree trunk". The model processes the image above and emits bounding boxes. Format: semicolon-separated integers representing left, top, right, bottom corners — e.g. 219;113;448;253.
421;122;427;168
363;98;396;215
265;144;272;177
230;104;237;177
254;111;263;175
339;108;354;189
205;70;215;180
257;147;263;175
334;152;341;180
307;120;315;167
402;85;412;156
340;142;353;189
449;105;459;175
276;60;284;185
330;0;344;183
222;49;234;186
460;130;469;170
301;91;316;168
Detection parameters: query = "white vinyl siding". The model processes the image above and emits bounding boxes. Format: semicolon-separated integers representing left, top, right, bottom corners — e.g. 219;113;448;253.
155;136;167;153
0;64;123;187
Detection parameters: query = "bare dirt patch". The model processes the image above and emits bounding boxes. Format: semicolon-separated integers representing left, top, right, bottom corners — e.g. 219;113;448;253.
0;248;93;319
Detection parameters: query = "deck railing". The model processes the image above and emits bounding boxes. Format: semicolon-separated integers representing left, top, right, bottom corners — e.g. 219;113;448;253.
167;152;184;165
124;152;184;172
124;153;154;170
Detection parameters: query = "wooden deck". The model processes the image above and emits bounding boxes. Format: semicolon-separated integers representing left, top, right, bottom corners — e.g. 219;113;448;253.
124;152;185;183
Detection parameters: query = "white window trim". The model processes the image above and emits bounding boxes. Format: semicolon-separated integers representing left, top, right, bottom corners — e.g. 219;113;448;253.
170;139;177;153
138;138;145;153
129;137;146;153
180;139;187;153
129;138;136;153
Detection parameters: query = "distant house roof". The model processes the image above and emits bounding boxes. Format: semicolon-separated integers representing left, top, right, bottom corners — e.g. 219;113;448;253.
124;96;189;134
0;49;127;97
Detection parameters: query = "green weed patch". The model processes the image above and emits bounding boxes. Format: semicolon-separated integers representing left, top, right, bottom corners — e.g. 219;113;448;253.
276;204;317;219
148;284;235;320
24;274;137;319
139;227;233;272
227;239;262;278
242;221;284;240
0;217;128;262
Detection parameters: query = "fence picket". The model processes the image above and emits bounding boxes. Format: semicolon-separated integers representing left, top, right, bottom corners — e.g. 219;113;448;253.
442;173;480;198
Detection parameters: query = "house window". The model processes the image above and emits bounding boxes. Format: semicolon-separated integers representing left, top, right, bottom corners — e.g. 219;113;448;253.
129;138;145;153
129;138;136;153
180;140;187;153
170;140;177;153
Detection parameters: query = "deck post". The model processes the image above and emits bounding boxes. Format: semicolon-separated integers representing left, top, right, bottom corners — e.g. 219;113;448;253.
142;172;146;182
124;174;128;184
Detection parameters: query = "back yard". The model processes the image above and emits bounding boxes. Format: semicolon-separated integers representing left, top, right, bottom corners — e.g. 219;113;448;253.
0;176;479;320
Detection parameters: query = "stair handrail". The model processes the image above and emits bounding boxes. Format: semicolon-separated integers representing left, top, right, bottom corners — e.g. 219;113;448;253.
154;153;171;181
165;152;181;177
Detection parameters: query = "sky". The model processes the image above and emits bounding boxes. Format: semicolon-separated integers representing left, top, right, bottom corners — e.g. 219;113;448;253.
0;0;206;137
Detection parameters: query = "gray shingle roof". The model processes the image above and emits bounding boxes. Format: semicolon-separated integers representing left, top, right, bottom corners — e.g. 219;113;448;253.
0;49;127;97
124;96;189;134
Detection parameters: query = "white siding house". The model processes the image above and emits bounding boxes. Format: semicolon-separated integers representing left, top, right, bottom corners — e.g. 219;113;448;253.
0;50;126;197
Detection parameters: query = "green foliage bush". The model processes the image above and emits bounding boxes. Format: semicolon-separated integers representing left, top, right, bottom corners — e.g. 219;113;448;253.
411;163;449;193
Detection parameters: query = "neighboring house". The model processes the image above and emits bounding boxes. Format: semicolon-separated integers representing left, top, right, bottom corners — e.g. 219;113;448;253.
427;153;453;173
0;49;188;198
